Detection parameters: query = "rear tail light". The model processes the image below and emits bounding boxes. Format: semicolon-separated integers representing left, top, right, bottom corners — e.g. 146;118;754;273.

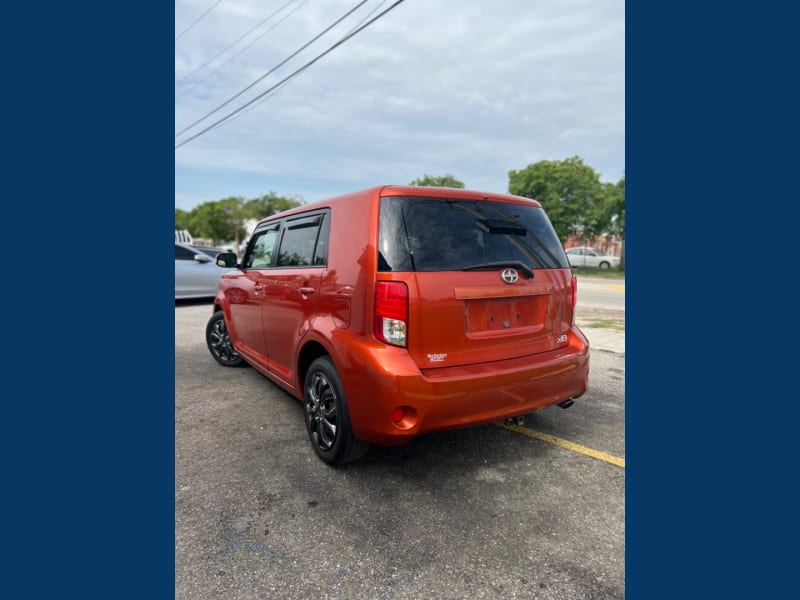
374;281;408;347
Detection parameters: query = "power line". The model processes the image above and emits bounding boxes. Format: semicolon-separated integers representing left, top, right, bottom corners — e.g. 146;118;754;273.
176;0;223;42
176;0;367;139
176;0;311;103
216;0;392;128
345;0;390;35
208;71;295;128
176;0;300;87
175;0;407;149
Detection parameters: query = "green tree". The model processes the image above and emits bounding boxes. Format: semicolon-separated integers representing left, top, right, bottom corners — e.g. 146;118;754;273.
409;174;465;188
596;176;625;270
244;191;304;221
179;192;305;255
603;177;625;238
187;196;248;247
508;157;603;243
175;208;191;231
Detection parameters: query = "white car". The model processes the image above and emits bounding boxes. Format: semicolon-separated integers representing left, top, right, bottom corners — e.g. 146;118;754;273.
564;246;620;269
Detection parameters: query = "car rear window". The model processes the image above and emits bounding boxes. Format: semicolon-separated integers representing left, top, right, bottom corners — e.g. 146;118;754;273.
378;196;569;271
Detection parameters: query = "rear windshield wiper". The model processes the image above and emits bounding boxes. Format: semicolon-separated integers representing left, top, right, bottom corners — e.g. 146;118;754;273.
462;261;534;279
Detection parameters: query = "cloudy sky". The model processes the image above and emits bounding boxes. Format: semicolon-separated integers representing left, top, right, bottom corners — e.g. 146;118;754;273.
175;0;624;211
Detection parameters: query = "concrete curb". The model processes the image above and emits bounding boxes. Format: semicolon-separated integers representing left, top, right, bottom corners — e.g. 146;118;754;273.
579;326;625;355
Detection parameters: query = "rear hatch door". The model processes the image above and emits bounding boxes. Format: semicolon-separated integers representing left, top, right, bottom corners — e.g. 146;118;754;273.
377;194;575;369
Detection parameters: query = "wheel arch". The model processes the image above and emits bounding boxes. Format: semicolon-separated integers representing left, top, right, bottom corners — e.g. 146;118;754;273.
298;340;331;391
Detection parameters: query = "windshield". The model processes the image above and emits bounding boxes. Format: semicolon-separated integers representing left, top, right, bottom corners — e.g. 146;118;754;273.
378;196;569;272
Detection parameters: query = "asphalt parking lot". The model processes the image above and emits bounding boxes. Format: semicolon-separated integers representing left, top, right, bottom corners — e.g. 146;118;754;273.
176;301;625;599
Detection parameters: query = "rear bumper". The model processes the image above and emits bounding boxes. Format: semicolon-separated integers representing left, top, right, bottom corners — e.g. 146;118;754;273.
340;327;590;446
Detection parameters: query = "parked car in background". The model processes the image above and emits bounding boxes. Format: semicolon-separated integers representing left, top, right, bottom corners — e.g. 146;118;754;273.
565;246;620;269
175;243;235;299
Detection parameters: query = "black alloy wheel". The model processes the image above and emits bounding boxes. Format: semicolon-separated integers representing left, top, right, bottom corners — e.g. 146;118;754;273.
306;370;339;452
303;357;370;465
206;311;246;367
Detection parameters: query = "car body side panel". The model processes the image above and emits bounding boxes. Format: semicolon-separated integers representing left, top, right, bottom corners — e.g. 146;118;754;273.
219;270;269;367
262;268;325;383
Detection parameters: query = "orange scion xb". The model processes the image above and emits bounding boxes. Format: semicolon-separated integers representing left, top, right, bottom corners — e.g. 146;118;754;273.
206;185;589;465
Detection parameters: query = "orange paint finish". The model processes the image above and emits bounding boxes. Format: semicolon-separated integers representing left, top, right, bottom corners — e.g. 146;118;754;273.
209;185;590;464
336;327;588;446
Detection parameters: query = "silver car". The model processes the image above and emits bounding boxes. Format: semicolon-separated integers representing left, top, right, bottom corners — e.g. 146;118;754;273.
564;246;621;269
175;243;235;299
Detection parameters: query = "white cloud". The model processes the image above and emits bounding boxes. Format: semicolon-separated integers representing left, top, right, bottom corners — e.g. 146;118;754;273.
175;0;624;210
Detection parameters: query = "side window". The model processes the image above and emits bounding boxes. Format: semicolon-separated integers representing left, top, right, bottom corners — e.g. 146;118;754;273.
245;226;280;269
175;245;195;260
276;213;327;267
313;213;331;266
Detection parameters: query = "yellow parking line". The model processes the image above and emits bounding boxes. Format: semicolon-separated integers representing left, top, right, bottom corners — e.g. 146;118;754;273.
496;423;625;468
604;284;625;292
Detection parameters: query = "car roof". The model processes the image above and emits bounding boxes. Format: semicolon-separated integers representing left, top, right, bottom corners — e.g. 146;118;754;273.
254;185;543;227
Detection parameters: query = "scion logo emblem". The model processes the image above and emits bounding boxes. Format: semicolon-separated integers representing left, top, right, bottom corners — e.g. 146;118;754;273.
501;268;519;284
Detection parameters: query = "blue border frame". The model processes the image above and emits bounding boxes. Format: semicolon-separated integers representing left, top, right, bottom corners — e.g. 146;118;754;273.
627;2;797;597
5;3;174;595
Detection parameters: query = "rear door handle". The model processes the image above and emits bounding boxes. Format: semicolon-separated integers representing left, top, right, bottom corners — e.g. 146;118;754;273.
299;287;315;296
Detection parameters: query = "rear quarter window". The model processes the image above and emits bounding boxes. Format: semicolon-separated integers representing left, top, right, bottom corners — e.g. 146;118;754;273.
276;212;330;267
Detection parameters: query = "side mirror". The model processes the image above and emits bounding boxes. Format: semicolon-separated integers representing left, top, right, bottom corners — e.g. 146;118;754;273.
216;252;238;268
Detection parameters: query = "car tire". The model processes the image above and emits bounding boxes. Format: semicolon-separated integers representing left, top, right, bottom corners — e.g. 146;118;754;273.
599;261;611;269
304;357;370;465
206;310;247;367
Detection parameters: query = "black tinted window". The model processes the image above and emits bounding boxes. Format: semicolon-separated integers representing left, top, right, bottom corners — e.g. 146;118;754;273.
378;196;569;271
276;213;327;267
313;213;330;266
